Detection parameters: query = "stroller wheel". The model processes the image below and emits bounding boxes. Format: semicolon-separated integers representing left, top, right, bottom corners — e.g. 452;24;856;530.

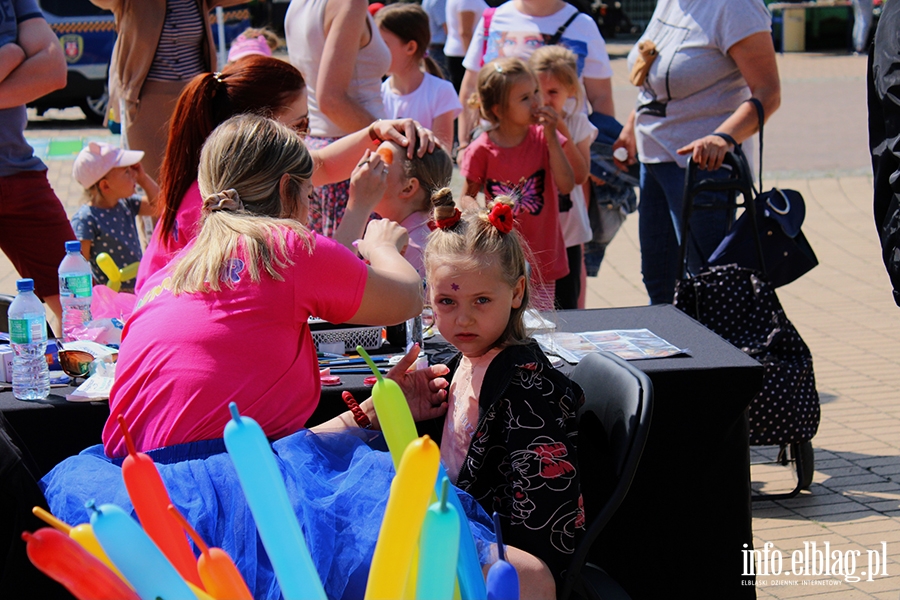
790;441;815;490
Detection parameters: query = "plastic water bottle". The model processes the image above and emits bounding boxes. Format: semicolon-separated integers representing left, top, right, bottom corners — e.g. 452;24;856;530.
58;240;93;342
8;279;50;400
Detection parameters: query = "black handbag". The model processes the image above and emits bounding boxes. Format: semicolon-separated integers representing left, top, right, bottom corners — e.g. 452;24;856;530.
706;99;818;287
707;186;818;288
674;265;820;445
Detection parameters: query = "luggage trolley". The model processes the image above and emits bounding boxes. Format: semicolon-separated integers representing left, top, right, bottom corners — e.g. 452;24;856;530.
674;151;818;501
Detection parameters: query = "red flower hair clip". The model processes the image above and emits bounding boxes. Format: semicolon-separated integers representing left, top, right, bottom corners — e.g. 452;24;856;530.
489;203;514;234
428;207;462;231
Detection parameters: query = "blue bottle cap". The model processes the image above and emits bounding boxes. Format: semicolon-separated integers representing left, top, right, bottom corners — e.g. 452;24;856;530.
16;278;34;292
65;240;81;253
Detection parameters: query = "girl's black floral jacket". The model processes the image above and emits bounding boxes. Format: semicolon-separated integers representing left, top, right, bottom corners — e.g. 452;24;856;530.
422;340;585;585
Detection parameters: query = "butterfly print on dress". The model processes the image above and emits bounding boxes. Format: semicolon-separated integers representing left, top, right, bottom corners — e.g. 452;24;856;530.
486;169;546;216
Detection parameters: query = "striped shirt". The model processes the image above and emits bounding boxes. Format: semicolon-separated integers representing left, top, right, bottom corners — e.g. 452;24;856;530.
145;0;207;82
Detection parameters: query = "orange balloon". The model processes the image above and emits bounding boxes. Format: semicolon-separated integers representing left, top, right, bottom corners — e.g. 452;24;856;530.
117;416;203;589
168;505;253;600
22;528;140;600
376;146;394;165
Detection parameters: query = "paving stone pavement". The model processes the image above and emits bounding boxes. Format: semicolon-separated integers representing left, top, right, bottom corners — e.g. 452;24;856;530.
14;43;899;598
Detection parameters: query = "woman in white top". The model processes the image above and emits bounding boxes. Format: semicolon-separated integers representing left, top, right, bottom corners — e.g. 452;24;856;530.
443;0;488;91
613;0;781;305
285;0;391;237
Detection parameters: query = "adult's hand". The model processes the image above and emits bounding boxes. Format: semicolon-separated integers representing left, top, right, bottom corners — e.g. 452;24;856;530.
612;109;638;171
356;218;409;258
349;149;389;208
385;344;450;421
371;119;437;159
676;134;732;171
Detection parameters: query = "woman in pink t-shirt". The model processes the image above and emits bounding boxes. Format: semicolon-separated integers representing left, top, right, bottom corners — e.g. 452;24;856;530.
136;54;437;295
43;115;498;600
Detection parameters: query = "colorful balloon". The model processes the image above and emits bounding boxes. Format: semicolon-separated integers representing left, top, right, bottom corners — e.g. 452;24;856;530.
168;504;253;600
96;253;139;292
89;502;198;600
357;345;487;600
486;513;519;600
366;435;440;600
117;416;203;588
357;345;418;470
417;478;460;600
22;527;140;600
32;506;128;582
223;402;326;600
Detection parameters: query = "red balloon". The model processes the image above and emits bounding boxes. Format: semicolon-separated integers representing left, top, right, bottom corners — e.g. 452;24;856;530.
118;416;203;588
22;528;140;600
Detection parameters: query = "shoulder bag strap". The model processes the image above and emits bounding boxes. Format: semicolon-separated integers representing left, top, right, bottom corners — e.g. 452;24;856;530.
547;8;580;45
478;7;497;67
746;97;765;193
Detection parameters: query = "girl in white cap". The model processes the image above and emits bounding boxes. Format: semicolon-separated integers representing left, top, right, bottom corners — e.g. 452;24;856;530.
70;142;159;292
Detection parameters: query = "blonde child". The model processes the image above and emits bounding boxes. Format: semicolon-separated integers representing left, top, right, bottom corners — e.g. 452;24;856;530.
529;45;597;309
337;139;453;277
226;27;280;63
423;195;584;592
460;56;574;310
377;4;462;151
71;142;159;292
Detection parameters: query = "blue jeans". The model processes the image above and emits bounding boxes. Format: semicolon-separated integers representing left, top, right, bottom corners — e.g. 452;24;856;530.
639;161;732;305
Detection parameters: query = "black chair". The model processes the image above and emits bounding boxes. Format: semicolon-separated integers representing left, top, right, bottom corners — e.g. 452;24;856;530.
560;352;653;600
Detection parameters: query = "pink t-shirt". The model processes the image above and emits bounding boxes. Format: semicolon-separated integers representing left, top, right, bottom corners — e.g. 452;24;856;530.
460;126;569;282
134;182;203;296
103;230;368;457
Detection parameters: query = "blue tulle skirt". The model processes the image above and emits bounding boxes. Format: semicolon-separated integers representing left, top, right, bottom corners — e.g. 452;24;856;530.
40;428;496;600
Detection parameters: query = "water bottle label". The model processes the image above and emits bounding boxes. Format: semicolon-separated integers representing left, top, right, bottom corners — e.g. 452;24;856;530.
61;273;92;298
9;317;46;345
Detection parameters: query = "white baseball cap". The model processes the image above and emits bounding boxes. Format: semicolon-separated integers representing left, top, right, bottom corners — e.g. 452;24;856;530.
73;142;145;189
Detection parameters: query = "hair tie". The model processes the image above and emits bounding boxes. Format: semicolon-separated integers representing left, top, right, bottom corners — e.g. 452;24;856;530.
428;207;462;231
488;202;513;234
203;188;243;213
494;62;503;73
212;71;224;83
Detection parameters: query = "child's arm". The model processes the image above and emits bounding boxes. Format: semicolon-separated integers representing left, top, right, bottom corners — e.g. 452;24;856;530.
0;43;26;83
132;163;160;217
79;240;91;263
536;106;575;195
559;119;592;186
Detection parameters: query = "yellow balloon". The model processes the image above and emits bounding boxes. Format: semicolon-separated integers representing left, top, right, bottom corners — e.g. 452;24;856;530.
96;252;139;292
365;436;440;600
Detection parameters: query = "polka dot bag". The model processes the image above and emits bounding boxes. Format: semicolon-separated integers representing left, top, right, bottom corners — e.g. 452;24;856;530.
674;264;820;445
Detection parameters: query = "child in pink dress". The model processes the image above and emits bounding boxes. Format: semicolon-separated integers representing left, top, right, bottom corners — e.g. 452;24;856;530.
460;56;574;310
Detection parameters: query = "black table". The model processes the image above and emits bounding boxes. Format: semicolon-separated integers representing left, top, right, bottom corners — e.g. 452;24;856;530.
0;305;762;598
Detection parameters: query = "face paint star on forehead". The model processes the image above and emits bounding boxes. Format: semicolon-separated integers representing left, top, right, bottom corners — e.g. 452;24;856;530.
451;283;460;291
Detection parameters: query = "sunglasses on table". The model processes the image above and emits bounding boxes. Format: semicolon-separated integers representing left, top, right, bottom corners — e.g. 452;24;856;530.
57;349;117;381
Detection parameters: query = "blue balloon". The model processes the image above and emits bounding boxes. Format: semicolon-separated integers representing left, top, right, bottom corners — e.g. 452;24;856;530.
486;561;519;600
88;502;198;600
417;478;460;600
437;464;488;600
223;403;326;600
486;512;519;600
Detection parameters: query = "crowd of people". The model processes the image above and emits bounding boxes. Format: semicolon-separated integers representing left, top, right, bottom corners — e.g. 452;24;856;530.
10;0;865;597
